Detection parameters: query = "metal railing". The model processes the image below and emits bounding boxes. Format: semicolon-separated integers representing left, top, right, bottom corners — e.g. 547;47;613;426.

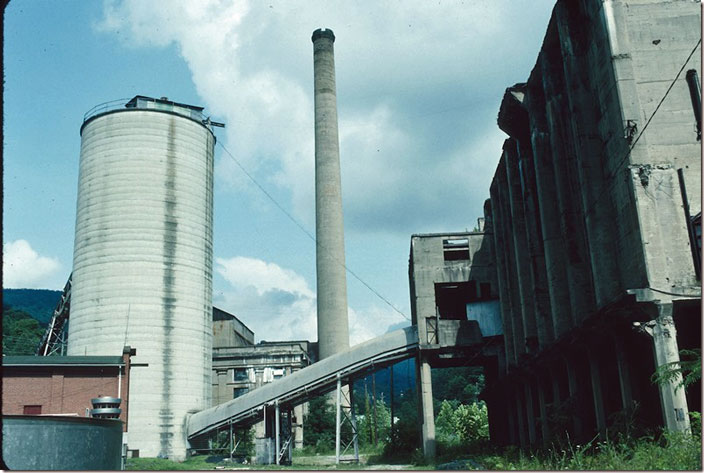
82;97;214;126
82;98;133;123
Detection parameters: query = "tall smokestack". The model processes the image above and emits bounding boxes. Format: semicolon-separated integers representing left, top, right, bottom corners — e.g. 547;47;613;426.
312;28;349;359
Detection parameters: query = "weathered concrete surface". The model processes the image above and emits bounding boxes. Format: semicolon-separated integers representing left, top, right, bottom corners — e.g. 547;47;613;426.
69;100;215;460
312;28;350;360
482;0;700;448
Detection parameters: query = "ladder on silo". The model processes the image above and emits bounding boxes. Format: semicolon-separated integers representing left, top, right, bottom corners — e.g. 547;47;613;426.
36;273;72;356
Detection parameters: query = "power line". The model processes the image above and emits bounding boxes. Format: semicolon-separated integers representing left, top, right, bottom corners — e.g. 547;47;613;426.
608;38;702;180
570;38;701;226
648;287;702;298
217;142;411;321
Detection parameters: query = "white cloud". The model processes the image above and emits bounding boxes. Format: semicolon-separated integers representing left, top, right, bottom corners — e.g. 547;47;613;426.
96;0;555;235
214;256;405;344
214;256;318;342
3;240;62;289
216;256;313;298
348;305;409;346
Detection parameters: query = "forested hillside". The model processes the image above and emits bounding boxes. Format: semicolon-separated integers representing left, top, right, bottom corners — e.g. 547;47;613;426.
2;288;61;355
2;288;61;325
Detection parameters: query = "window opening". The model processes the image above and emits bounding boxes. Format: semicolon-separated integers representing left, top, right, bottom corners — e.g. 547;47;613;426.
23;405;42;415
443;238;470;261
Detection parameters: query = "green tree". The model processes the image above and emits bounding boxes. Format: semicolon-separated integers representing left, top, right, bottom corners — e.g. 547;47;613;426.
303;395;335;451
2;306;46;355
436;400;489;446
357;396;391;448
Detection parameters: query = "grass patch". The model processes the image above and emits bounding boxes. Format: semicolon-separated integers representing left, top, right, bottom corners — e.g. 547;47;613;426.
471;431;702;471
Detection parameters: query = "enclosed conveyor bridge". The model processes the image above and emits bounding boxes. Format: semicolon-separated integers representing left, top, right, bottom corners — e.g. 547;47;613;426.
187;327;419;441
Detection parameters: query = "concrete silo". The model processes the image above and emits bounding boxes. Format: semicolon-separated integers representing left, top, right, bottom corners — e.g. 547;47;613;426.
67;96;216;460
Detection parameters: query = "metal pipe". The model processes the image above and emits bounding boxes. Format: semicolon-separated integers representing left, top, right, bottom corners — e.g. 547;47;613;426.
686;69;701;140
677;168;700;279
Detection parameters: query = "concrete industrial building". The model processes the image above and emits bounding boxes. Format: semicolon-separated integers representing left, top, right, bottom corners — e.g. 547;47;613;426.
210;308;313;452
14;2;701;464
67;95;217;460
408;227;504;457
409;0;702;449
484;0;701;446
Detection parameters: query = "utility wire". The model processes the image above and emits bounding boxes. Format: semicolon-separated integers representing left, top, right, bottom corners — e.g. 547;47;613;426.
608;38;701;179
566;38;702;227
217;142;411;321
647;287;702;298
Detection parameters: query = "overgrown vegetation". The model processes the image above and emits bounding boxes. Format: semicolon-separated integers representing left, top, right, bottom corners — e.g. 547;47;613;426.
652;348;702;391
472;426;702;471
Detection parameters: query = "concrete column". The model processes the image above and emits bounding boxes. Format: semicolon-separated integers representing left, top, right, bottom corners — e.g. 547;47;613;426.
537;377;550;447
216;370;228;406
540;50;595;328
491;165;525;360
506;389;517;445
524;382;537;446
504;142;539;351
553;4;621;307
647;303;691;433
588;350;607;438
416;356;436;460
515;388;528;448
293;404;304;449
488;185;517;366
516;137;555;346
613;334;634;411
565;357;583;438
312;28;350;360
528;128;573;338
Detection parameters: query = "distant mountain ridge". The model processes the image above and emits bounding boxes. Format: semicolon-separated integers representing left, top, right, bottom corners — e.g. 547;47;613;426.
2;289;62;326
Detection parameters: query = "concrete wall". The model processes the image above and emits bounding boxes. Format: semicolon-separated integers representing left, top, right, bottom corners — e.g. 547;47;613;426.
482;0;701;447
409;232;499;347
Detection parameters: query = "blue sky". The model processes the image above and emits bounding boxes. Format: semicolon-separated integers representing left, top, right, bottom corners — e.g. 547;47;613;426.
3;0;555;344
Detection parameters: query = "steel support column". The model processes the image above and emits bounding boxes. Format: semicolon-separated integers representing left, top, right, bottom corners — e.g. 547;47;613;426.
275;402;280;465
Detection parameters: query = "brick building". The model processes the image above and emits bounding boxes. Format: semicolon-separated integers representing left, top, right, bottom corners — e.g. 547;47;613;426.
2;346;134;430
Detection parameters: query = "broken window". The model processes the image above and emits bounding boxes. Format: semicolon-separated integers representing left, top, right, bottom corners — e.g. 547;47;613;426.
443;238;470;261
435;282;476;319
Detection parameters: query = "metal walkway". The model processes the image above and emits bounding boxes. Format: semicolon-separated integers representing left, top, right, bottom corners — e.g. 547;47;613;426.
187;326;419;439
36;274;72;356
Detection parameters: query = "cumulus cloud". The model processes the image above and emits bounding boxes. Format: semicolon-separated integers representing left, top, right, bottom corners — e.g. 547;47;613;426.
96;0;554;234
3;240;62;289
214;256;406;344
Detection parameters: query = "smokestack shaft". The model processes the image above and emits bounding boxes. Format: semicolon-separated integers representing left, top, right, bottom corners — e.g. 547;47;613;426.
312;28;350;359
